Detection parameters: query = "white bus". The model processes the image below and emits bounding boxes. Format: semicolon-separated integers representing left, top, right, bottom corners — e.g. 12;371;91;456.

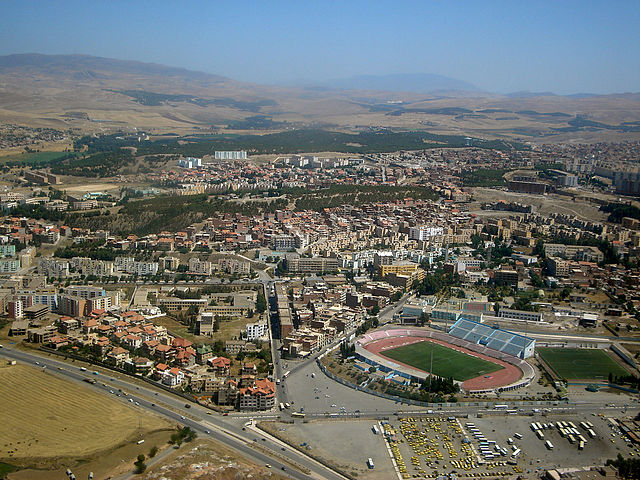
367;458;375;469
545;440;554;450
494;404;509;410
279;403;285;411
284;402;291;409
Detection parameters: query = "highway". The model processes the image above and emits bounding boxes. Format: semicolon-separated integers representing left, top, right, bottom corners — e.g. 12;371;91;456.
0;346;349;480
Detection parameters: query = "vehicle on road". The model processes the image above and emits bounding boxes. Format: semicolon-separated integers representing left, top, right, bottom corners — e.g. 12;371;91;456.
180;416;185;420
80;367;87;371
184;404;191;408
265;464;271;468
205;430;210;434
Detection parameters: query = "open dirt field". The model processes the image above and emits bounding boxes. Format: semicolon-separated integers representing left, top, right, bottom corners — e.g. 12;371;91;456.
469;188;609;222
139;438;287;480
0;363;170;466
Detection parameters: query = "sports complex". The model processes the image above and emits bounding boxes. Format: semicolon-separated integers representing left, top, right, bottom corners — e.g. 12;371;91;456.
355;318;536;394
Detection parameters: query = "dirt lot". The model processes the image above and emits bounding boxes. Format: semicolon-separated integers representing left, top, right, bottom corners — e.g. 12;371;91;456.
139;438;287;480
260;419;396;479
0;363;171;473
469;188;608;222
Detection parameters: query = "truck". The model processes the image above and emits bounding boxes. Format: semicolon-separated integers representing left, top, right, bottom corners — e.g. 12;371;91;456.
367;458;375;469
83;378;97;385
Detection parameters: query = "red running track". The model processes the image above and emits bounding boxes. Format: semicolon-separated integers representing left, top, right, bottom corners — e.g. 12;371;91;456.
362;336;523;390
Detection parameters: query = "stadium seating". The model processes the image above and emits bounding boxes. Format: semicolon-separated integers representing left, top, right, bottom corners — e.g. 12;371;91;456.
448;318;535;359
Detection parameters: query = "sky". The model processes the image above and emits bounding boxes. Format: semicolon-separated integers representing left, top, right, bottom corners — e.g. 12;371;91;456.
1;0;639;94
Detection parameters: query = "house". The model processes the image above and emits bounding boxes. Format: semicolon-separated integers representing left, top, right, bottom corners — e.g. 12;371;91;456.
195;344;213;364
238;378;276;411
154;362;170;381
208;356;231;375
122;334;142;350
106;346;130;367
124;356;154;375
242;362;257;375
172;337;193;349
154;343;175;363
143;339;160;356
162;367;185;387
48;335;69;350
175;348;196;367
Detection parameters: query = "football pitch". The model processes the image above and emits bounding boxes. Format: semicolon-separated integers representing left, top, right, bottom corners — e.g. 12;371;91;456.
537;347;628;381
380;341;504;381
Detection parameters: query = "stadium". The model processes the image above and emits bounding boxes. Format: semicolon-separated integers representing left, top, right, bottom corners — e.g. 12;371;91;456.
355;318;536;394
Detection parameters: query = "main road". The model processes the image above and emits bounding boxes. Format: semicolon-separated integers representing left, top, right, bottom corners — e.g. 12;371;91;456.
0;346;349;480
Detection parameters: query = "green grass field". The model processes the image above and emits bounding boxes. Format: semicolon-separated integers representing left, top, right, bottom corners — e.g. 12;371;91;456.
537;347;628;381
380;341;503;381
0;151;72;165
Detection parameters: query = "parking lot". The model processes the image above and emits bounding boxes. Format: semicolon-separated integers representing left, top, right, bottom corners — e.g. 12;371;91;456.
385;416;522;479
379;410;639;478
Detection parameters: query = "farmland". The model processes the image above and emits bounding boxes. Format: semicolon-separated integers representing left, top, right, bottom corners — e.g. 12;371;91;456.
537;347;629;381
0;363;170;467
379;341;503;381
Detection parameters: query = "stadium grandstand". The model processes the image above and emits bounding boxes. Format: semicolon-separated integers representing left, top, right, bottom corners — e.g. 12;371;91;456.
448;318;535;359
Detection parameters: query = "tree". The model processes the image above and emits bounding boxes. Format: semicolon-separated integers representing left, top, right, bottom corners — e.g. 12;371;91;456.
256;291;267;314
134;454;146;473
149;445;158;458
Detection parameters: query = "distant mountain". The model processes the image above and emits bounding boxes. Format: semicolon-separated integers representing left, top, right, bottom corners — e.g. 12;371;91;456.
319;73;480;94
0;53;639;143
564;93;601;99
506;91;606;99
505;91;558;98
0;53;228;84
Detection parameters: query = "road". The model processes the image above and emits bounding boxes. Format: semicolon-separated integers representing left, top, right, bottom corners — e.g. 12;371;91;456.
0;346;349;480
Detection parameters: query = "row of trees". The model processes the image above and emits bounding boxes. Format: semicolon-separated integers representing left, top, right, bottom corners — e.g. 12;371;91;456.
339;340;356;359
421;375;459;395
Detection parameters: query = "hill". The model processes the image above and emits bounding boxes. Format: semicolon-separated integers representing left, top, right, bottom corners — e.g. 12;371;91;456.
1;53;640;143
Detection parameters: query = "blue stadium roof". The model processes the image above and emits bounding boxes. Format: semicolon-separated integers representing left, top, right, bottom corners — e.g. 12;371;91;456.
449;317;535;359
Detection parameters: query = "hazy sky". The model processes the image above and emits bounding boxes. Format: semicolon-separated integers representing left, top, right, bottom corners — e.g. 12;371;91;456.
1;0;639;94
